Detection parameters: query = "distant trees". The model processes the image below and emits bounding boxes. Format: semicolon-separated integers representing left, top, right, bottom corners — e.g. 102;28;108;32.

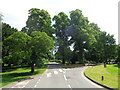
2;8;119;71
69;9;97;64
53;9;118;64
2;8;54;73
53;12;70;64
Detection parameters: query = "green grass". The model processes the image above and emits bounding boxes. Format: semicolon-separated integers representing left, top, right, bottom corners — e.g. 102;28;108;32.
61;64;85;68
85;64;118;88
1;65;47;88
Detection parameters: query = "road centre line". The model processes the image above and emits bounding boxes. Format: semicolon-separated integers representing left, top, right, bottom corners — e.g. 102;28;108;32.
59;69;63;72
63;74;67;81
38;79;41;81
54;71;58;74
68;84;72;88
47;72;52;78
34;84;37;88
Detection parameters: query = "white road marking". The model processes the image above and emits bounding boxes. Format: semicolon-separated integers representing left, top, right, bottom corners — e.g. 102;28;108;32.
54;71;58;74
12;81;29;88
63;71;65;74
22;81;29;88
34;84;37;88
46;69;48;72
63;69;70;71
63;74;67;81
68;84;72;88
59;69;63;72
38;79;41;81
47;73;52;78
37;81;39;84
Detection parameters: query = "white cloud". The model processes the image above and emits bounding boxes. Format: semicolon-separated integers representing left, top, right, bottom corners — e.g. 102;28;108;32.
0;0;119;43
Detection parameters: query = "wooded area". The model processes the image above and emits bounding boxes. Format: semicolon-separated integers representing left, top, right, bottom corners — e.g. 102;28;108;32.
2;8;120;73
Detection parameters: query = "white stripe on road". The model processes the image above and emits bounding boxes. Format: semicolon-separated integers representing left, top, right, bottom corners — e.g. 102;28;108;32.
68;84;72;88
63;74;67;81
59;69;63;72
38;79;41;81
21;81;29;88
47;73;52;78
12;81;29;88
54;71;58;74
34;84;37;88
36;81;39;84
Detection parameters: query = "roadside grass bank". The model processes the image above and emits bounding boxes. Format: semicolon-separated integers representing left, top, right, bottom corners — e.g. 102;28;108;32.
1;65;47;88
84;64;118;89
61;64;85;68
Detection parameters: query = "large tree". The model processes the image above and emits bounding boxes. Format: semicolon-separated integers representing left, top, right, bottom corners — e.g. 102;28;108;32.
29;31;54;73
3;31;31;66
69;9;96;63
3;31;54;72
53;12;70;64
22;8;54;37
2;23;17;66
85;23;117;65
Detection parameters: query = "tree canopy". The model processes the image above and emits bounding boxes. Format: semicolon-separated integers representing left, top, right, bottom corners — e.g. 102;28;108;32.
2;8;119;72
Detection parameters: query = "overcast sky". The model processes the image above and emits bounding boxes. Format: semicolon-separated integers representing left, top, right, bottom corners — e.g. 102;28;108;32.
0;0;119;44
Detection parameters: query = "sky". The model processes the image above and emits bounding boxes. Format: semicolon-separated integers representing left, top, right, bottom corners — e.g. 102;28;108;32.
0;0;119;44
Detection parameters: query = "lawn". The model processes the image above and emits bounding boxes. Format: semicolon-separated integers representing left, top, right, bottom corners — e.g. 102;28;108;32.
61;64;85;68
84;64;118;89
1;65;47;88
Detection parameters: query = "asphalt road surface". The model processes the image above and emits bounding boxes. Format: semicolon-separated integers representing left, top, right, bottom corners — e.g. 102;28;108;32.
4;62;107;89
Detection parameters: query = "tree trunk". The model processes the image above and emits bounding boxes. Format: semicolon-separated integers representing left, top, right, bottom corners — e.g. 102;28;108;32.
118;62;120;68
71;60;75;64
31;63;34;73
104;62;107;68
8;64;11;67
2;63;4;67
62;58;65;64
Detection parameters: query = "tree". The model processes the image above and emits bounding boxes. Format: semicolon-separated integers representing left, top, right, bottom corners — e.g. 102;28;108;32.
0;13;3;64
69;9;96;63
117;45;120;68
3;31;54;72
3;31;31;66
2;23;18;66
22;8;54;37
29;31;54;73
2;23;17;41
52;12;70;64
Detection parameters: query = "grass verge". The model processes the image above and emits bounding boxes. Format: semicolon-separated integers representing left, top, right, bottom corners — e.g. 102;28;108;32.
61;64;85;68
1;65;47;88
84;64;118;88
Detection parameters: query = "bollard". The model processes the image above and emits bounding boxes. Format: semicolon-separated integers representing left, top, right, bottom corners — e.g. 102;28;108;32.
102;76;104;81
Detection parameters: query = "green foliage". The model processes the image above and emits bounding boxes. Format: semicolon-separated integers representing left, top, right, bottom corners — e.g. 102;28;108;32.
22;8;54;37
53;12;70;64
2;23;17;41
3;31;31;65
2;8;118;73
69;9;96;63
3;30;54;73
30;31;54;54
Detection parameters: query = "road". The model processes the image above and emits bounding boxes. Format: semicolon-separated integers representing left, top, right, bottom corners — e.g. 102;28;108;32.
3;62;107;89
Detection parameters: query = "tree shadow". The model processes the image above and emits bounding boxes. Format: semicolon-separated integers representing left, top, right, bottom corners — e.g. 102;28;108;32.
113;64;118;67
